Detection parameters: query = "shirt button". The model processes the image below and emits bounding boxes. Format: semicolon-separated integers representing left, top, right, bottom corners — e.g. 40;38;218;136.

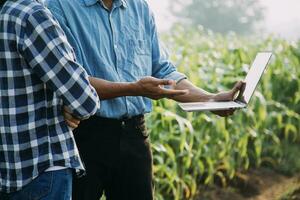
114;44;118;49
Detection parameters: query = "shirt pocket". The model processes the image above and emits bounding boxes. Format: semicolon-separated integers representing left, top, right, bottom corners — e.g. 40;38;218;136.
121;15;152;77
125;36;152;77
127;37;150;58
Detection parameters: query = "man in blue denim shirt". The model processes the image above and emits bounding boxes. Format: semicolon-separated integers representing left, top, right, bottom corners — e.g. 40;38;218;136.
46;0;244;199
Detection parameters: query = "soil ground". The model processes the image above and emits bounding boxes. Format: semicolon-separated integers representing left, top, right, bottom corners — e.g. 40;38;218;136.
195;168;300;200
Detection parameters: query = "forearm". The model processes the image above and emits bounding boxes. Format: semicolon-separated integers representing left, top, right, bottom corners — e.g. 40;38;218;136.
89;77;139;100
171;79;216;102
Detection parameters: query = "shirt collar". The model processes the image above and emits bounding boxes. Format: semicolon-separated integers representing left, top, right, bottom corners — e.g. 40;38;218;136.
83;0;127;9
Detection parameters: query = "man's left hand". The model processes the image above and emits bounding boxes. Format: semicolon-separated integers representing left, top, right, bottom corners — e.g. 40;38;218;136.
212;81;246;117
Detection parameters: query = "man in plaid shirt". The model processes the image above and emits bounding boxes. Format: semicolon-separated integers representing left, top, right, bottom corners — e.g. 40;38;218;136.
0;0;101;199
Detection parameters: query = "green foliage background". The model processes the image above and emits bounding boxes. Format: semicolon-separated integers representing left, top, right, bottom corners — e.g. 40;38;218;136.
147;26;300;200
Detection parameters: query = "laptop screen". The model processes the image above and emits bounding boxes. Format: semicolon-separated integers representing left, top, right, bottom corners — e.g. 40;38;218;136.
239;52;272;104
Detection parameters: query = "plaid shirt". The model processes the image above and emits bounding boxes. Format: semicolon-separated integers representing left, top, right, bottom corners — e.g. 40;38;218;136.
0;0;100;193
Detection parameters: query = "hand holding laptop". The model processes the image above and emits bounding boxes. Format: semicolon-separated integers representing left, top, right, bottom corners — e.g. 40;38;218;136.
210;81;246;116
213;81;246;102
178;52;272;113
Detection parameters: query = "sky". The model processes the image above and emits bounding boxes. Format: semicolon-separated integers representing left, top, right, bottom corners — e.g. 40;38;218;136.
147;0;300;40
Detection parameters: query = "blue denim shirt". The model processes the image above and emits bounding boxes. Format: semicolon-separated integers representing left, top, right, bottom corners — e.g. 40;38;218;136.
46;0;186;119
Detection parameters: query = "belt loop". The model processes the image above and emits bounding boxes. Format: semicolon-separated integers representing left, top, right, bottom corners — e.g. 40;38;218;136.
121;120;126;129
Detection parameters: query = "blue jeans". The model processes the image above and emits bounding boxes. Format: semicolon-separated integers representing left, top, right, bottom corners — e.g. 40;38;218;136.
0;169;73;200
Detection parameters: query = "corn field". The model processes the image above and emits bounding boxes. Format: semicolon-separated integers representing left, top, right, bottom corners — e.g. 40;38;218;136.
147;26;300;200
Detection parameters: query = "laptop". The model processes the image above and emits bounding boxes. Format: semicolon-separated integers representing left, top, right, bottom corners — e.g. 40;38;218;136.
178;52;272;112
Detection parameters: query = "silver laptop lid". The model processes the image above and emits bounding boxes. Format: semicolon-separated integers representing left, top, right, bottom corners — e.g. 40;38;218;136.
238;52;272;104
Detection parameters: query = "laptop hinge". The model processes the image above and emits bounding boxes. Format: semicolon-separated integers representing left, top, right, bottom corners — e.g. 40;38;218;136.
234;100;246;106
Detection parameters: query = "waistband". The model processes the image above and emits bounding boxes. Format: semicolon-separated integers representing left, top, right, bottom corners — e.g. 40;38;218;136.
88;114;145;128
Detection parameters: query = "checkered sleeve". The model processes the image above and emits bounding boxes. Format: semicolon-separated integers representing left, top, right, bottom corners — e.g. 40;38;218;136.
21;8;100;119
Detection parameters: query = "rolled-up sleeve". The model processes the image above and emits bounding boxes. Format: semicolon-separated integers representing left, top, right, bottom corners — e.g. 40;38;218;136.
150;12;186;83
21;8;100;119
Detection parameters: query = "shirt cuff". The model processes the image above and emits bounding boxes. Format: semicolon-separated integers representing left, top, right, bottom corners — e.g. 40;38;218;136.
163;71;187;84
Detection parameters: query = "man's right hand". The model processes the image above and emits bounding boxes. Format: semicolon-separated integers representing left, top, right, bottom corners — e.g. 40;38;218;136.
63;106;81;130
135;76;188;100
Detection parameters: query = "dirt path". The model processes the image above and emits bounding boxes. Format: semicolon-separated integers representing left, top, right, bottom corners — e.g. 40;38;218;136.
196;168;300;200
251;173;300;200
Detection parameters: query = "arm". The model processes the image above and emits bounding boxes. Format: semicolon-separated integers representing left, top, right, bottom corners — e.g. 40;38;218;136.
89;76;188;100
171;79;245;103
172;79;245;117
89;77;136;100
63;76;188;129
21;8;100;120
171;79;216;102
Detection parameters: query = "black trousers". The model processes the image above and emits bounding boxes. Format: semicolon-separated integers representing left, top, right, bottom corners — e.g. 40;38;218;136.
72;115;153;200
